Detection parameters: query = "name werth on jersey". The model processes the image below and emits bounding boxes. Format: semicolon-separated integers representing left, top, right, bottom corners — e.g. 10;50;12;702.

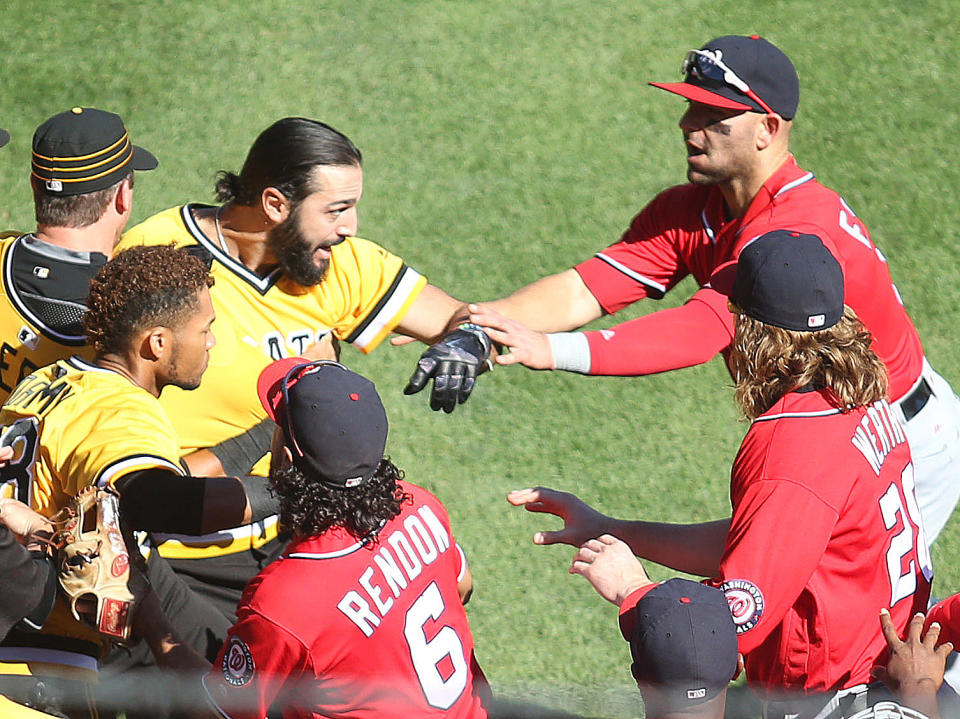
851;400;907;476
336;505;453;637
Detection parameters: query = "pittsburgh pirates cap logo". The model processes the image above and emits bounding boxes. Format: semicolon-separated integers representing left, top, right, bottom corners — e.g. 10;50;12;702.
721;578;764;633
222;636;255;686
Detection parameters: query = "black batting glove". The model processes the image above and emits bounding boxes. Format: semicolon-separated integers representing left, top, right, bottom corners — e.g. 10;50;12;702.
404;323;493;413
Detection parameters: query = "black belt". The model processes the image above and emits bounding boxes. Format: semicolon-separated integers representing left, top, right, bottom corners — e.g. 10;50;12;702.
899;377;933;422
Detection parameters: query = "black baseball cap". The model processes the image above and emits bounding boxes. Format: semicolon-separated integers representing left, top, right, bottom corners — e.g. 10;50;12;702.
0;128;9;148
257;358;388;490
650;35;799;119
629;578;738;706
32;107;157;196
732;230;844;331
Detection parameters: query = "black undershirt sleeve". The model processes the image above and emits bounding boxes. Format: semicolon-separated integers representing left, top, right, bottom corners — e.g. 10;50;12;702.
116;468;207;534
116;468;279;535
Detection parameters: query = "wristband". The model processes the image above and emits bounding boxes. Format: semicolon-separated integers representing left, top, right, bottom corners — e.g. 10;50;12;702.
547;332;592;374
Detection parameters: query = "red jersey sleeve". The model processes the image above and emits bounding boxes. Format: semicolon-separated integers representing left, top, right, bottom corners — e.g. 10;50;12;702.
709;478;838;655
583;287;734;375
203;611;310;719
925;594;960;649
574;187;703;312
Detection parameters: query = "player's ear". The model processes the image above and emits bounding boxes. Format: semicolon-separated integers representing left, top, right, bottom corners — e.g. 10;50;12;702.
141;326;173;361
114;176;134;216
261;187;291;225
756;114;783;151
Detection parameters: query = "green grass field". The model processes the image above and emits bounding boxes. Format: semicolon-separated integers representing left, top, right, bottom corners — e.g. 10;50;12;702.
3;1;960;716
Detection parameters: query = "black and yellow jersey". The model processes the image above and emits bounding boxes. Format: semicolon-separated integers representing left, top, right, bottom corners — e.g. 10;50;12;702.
0;234;98;401
0;357;183;674
117;205;426;560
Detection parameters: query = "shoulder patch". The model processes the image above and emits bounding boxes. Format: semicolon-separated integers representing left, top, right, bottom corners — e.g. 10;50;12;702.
721;578;764;633
222;636;255;686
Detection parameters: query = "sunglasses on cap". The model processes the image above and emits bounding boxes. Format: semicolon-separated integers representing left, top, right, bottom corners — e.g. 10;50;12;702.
682;48;774;115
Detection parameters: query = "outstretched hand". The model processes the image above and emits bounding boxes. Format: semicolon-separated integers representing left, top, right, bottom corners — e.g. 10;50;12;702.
507;486;610;547
874;608;951;716
570;534;654;606
403;323;493;413
468;304;555;370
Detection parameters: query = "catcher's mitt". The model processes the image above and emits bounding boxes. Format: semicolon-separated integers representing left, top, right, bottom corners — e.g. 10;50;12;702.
46;485;147;644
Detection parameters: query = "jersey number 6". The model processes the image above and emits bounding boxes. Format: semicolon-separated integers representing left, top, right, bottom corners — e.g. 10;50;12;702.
404;581;469;709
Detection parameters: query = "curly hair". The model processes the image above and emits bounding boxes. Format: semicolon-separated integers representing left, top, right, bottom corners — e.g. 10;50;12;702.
729;305;889;420
85;245;214;355
270;458;412;540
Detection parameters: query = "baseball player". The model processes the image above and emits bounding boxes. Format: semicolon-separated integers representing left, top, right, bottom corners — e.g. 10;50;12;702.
0;107;156;399
591;574;738;719
466;34;960;544
510;233;930;717
197;358;490;719
117;117;492;629
0;496;65;719
0;245;264;718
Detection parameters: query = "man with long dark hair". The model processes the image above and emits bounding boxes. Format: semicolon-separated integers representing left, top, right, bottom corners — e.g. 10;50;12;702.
510;232;930;718
198;358;489;718
118;118;491;629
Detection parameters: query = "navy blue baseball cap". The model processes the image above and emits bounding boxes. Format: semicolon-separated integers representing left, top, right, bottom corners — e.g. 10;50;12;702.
732;231;844;331
651;35;799;119
257;358;388;490
0;128;9;148
629;578;738;706
32;107;157;196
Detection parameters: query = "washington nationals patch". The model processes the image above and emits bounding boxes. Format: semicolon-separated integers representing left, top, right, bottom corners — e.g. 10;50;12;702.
721;578;764;633
222;636;255;686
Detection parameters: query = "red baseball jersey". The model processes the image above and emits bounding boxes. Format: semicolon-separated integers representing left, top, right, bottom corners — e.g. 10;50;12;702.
574;156;924;401
202;481;489;719
924;594;960;648
620;392;931;695
715;391;930;695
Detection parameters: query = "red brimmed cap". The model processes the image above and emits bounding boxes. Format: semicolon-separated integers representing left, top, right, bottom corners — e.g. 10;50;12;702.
257;359;388;490
650;35;799;120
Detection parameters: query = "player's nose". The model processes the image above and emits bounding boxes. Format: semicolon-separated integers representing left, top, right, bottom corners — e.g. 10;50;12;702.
337;207;359;238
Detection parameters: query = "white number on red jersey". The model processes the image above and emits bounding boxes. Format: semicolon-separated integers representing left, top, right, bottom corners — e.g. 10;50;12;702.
403;581;468;710
879;463;932;606
838;199;905;306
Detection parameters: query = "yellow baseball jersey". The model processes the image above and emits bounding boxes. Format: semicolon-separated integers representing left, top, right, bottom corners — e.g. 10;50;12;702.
0;234;95;403
0;356;183;674
117;205;426;559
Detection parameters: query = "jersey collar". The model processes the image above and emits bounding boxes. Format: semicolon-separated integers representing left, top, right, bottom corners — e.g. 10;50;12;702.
180;204;283;295
738;155;815;228
752;387;843;423
284;523;386;560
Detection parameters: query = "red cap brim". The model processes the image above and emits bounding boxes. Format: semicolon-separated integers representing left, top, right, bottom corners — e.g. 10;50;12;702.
649;82;754;112
257;357;311;423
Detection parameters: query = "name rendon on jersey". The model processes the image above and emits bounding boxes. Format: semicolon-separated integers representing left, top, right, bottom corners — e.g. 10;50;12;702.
337;505;453;637
851;400;907;476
